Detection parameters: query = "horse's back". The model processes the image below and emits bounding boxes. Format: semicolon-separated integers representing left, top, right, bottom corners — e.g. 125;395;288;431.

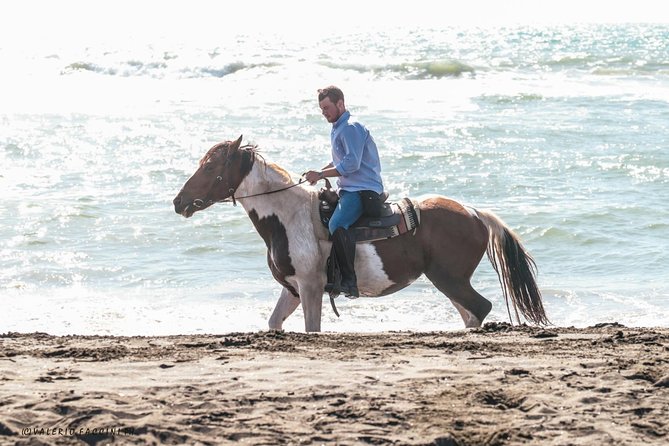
413;194;479;221
415;194;472;216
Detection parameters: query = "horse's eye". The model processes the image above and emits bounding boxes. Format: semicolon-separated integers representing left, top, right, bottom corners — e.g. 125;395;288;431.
204;163;215;173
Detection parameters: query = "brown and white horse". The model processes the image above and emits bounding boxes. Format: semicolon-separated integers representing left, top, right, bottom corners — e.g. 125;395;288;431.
172;136;549;332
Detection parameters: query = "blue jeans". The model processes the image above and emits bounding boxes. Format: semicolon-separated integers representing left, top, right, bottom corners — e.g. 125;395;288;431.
328;190;363;235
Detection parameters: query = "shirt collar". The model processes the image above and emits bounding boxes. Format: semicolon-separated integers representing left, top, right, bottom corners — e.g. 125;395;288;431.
332;110;350;130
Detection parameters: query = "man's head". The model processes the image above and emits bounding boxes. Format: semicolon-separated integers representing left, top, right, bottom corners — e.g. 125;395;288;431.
318;86;346;123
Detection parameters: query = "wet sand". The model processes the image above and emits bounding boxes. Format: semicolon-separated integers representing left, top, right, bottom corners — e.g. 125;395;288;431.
1;323;668;445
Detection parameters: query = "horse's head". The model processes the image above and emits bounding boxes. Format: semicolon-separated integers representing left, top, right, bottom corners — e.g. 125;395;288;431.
173;135;255;218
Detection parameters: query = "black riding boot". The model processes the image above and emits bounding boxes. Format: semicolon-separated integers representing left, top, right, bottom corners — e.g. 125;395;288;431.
332;228;359;298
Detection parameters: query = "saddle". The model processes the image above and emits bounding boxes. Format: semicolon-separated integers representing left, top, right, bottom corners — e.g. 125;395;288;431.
318;180;420;243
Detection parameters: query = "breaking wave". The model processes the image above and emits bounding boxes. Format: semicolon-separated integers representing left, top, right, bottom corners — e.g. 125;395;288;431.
319;60;475;79
61;60;279;78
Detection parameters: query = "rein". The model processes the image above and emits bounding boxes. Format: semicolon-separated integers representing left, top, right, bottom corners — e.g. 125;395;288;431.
222;178;308;206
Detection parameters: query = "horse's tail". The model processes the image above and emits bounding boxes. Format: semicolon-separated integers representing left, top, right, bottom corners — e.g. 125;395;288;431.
474;209;549;326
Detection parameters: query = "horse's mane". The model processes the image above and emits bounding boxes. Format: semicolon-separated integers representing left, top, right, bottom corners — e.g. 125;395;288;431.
199;142;259;167
235;144;295;185
199;142;294;185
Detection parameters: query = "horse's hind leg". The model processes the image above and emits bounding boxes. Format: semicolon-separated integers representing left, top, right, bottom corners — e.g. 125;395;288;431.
426;274;492;328
448;283;492;328
268;287;300;331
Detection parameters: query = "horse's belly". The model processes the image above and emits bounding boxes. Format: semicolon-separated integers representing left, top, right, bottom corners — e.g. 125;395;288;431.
356;244;402;297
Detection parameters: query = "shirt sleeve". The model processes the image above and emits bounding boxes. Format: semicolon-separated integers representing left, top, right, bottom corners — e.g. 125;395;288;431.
333;124;366;176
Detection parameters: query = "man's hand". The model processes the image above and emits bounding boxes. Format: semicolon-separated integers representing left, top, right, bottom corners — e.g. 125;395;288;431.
304;170;323;185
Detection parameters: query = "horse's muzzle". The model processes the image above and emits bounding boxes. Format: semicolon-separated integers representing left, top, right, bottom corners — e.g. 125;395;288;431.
173;193;194;218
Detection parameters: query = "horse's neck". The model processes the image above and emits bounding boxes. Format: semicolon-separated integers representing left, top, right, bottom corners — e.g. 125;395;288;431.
237;161;330;255
237;161;310;221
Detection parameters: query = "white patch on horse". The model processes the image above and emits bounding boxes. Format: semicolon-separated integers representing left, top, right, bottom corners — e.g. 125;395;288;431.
235;161;394;299
236;162;321;286
355;243;395;297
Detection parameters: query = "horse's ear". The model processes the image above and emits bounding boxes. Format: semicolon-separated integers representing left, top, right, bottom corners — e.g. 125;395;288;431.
230;134;243;150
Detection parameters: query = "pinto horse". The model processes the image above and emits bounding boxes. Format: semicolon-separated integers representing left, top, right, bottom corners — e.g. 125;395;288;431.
173;136;549;332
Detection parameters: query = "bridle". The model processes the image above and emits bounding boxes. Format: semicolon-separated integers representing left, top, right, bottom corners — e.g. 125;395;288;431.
192;147;308;208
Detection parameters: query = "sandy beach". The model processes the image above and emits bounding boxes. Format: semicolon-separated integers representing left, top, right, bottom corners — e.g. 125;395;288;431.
1;323;668;445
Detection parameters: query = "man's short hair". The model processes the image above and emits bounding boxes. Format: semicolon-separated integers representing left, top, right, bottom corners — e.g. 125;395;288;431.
318;86;344;104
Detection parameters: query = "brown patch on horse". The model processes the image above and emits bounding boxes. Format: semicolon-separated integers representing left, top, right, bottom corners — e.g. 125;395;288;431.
173;136;259;216
372;236;426;295
371;199;487;295
212;142;257;201
199;142;227;167
248;210;299;297
418;197;488;278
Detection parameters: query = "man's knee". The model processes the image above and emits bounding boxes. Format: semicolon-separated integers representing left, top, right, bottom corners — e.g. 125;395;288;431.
328;220;346;235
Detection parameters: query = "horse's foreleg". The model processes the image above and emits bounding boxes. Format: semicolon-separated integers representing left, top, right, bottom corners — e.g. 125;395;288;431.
268;287;300;331
298;281;324;332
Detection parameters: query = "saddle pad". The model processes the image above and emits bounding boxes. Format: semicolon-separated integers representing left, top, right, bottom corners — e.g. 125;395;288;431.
351;198;420;242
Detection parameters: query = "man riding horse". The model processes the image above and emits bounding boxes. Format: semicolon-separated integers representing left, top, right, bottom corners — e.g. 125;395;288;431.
173;91;549;332
304;86;385;299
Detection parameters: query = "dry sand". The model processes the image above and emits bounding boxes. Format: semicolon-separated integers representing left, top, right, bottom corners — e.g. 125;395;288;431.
1;323;668;445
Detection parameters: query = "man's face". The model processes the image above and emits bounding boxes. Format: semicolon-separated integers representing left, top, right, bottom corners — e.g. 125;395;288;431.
319;97;344;123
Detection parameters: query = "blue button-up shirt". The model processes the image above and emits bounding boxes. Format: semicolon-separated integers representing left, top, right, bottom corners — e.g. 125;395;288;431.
331;111;384;194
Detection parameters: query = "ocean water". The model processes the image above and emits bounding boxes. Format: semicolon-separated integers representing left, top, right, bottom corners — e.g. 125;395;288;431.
1;21;668;335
